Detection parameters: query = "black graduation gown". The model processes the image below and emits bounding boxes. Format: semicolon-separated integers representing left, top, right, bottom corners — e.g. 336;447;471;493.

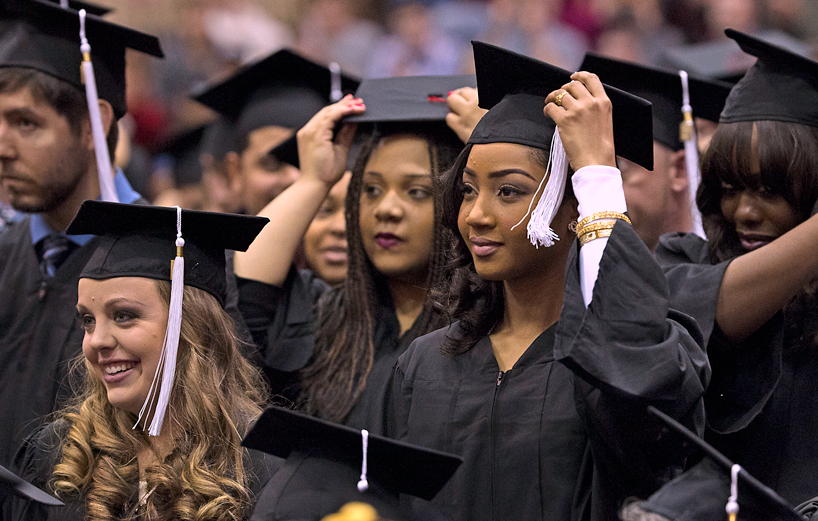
237;268;413;433
385;222;710;521
0;216;252;468
655;232;818;506
3;419;282;521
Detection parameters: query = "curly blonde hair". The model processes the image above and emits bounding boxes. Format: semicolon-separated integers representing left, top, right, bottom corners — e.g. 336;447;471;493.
52;280;269;521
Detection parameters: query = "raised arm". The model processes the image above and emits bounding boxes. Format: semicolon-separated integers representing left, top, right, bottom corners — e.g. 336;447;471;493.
715;214;818;342
233;96;364;285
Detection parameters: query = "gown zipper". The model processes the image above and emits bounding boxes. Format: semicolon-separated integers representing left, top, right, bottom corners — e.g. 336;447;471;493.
491;370;505;521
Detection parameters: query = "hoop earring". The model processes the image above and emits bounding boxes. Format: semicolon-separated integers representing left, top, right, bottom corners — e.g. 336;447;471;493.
568;220;578;234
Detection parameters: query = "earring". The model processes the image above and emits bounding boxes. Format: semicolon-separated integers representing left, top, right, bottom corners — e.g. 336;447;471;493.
568;220;578;234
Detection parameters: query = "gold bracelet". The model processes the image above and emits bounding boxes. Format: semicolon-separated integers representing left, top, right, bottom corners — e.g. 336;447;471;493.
577;211;631;230
576;220;617;237
578;228;613;246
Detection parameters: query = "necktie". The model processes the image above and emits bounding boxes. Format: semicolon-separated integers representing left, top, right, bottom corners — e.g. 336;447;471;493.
37;233;76;279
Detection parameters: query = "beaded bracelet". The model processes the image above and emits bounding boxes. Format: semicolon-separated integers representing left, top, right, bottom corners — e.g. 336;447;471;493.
577;211;631;230
578;228;613;246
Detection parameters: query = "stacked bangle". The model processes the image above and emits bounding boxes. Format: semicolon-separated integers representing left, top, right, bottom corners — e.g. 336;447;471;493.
576;211;630;230
578;228;613;246
576;211;630;247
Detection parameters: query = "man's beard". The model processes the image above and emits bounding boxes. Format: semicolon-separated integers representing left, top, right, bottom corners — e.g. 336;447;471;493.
3;153;89;214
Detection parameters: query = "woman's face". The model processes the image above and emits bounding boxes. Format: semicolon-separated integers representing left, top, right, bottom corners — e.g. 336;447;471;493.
359;135;434;281
458;142;575;281
719;130;801;252
720;186;800;252
304;171;351;286
77;277;168;416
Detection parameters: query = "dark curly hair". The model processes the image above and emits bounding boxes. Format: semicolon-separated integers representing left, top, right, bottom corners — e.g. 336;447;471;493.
698;120;818;264
433;143;575;356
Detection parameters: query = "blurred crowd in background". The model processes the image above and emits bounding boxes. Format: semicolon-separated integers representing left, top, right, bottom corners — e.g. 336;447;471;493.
83;0;818;207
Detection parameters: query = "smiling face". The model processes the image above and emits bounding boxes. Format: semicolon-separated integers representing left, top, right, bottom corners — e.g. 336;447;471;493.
720;186;800;252
77;277;169;416
304;171;351;285
358;134;435;281
458;142;576;282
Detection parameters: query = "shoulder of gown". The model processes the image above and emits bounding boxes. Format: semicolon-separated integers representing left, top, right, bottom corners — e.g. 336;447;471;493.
654;232;731;344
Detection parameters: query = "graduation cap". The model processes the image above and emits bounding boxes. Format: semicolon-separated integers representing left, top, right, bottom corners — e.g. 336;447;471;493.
0;464;63;506
243;406;462;519
154;125;207;187
44;0;111;16
580;53;733;152
720;28;818;129
468;41;653;248
659;30;812;84
192;49;360;140
66;201;268;435
0;0;162;119
644;406;800;521
344;74;477;126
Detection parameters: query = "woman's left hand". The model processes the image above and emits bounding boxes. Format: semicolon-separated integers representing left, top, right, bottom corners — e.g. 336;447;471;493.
446;87;488;144
544;72;616;171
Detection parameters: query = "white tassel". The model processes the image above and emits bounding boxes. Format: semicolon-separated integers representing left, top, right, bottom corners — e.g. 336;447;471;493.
357;429;369;492
329;62;343;103
135;207;184;436
78;10;118;203
679;71;705;238
510;129;569;248
725;464;741;520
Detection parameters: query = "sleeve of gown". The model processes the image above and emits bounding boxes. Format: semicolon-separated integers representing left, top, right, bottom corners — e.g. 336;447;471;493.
571;165;628;308
4;421;74;521
554;221;711;493
237;267;330;397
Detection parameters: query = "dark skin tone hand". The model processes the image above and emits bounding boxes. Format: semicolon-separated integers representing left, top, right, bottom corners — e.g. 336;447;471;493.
544;72;617;171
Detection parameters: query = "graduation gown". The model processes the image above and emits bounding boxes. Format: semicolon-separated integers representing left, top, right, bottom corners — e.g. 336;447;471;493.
656;232;818;506
238;268;416;433
386;222;710;521
0;219;100;468
3;419;282;521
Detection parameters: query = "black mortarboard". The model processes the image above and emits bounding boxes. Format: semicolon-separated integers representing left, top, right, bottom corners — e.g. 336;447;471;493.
345;74;476;126
0;0;162;119
243;406;462;513
0;464;63;506
469;41;654;170
659;30;812;84
154;125;206;187
720;28;818;129
44;0;111;16
643;406;800;521
192;49;360;138
65;201;268;306
580;53;733;151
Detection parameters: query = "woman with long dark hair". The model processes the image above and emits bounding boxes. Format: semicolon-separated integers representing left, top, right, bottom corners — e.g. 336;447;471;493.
384;42;709;521
649;29;818;511
233;75;478;430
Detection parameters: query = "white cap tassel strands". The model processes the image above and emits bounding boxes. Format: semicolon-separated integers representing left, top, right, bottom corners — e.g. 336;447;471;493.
510;129;569;248
679;70;705;239
135;206;184;436
78;10;118;203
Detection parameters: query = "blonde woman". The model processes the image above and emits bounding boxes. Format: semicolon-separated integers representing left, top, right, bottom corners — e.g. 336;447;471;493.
4;203;279;521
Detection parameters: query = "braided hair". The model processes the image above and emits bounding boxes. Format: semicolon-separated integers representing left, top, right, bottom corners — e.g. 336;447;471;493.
301;124;461;422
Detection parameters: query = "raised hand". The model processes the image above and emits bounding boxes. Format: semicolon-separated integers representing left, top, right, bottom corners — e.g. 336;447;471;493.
297;94;365;187
446;87;488;144
544;72;616;171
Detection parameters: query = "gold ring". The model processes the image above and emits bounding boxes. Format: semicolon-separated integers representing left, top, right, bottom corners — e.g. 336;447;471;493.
555;91;566;108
